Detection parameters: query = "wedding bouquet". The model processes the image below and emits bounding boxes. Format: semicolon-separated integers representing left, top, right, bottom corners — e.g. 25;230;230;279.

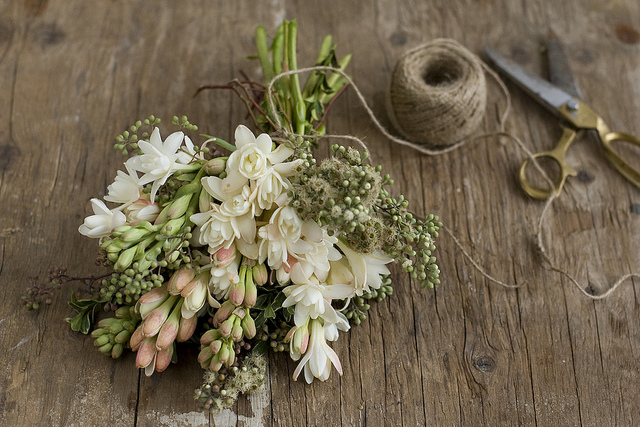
24;20;441;412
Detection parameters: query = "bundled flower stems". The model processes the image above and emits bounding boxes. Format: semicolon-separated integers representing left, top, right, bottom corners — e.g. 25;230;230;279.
25;20;441;412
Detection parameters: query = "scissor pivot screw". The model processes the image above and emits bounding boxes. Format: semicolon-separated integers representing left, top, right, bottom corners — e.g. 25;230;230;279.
566;100;579;111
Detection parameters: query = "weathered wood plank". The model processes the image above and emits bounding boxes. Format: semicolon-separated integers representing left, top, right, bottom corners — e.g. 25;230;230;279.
1;0;638;426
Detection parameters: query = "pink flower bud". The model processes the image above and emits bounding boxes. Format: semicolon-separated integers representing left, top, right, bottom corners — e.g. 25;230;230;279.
137;286;169;319
142;295;178;337
130;325;144;351
197;346;213;367
136;337;157;369
155;301;182;350
167;268;196;295
176;315;198;342
229;280;245;307
219;316;235;337
155;345;174;373
209;339;223;355
212;301;235;327
243;279;257;308
283;254;297;273
214;246;236;267
180;272;208;298
200;329;222;346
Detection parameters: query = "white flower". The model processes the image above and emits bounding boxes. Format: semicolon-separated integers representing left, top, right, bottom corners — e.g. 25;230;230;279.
201;178;257;242
207;245;242;300
293;318;345;383
190;204;235;254
336;239;393;295
78;198;127;239
257;206;311;276
104;164;141;206
220;125;295;194
123;195;160;223
282;263;354;327
294;221;341;282
126;128;198;202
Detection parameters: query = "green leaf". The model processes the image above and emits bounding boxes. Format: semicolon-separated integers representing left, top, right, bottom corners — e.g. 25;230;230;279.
65;292;105;334
252;340;270;355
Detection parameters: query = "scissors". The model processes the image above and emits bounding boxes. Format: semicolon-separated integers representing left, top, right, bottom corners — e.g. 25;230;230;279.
484;35;640;199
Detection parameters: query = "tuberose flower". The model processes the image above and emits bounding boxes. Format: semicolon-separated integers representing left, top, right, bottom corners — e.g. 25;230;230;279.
293;318;345;383
336;239;393;295
125;128;198;202
78;198;127;239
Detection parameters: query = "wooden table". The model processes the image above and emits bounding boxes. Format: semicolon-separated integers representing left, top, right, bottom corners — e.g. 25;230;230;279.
2;1;639;425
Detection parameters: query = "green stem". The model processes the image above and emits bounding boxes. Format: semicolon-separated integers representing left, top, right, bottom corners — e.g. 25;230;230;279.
302;35;333;98
200;134;236;152
287;20;306;134
255;26;274;83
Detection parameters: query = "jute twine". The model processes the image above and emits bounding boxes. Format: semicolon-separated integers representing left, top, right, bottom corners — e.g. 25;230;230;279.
262;42;639;300
388;39;487;148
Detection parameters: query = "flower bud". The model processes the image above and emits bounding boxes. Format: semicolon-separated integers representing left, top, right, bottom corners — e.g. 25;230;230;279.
204;157;227;176
155;345;174;373
200;329;222;346
121;227;150;243
212;301;235;327
137;286;169;319
209;339;223;355
111;343;124;359
219;316;235;337
115;330;131;344
243;276;257;308
214;246;236;267
136;337;157;369
130;325;144;351
197;346;213;367
115;306;132;319
241;313;256;339
91;328;107;339
167;268;196;295
94;334;111;347
115;246;137;272
155;300;183;350
209;354;223;372
142;295;179;337
167;194;192;219
180;272;208;298
98;342;113;354
252;263;268;286
218;343;231;366
229;279;245;307
176;315;197;342
231;316;243;342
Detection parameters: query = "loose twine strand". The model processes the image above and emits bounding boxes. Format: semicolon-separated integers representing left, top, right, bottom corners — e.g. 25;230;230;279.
263;40;638;299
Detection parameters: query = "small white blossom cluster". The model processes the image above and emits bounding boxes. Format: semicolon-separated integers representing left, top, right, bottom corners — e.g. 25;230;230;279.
79;128;201;238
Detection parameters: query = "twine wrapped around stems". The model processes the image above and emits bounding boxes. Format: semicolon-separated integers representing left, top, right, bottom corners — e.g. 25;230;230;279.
388;39;487;148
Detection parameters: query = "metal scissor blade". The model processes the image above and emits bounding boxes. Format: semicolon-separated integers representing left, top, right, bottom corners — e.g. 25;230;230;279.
546;30;583;99
484;46;575;115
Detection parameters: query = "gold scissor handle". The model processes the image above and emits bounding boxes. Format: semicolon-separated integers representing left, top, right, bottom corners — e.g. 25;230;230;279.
519;127;579;199
600;132;640;189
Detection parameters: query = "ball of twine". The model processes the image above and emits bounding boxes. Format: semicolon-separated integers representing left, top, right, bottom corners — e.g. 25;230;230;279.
388;38;487;148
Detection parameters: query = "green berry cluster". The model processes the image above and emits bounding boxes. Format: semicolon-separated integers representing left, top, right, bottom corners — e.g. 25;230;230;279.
171;115;198;131
376;193;441;289
99;268;164;305
255;321;290;353
344;277;393;325
289;144;386;252
113;115;161;156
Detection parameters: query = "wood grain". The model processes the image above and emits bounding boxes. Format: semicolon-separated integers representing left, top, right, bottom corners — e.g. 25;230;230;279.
1;0;639;426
